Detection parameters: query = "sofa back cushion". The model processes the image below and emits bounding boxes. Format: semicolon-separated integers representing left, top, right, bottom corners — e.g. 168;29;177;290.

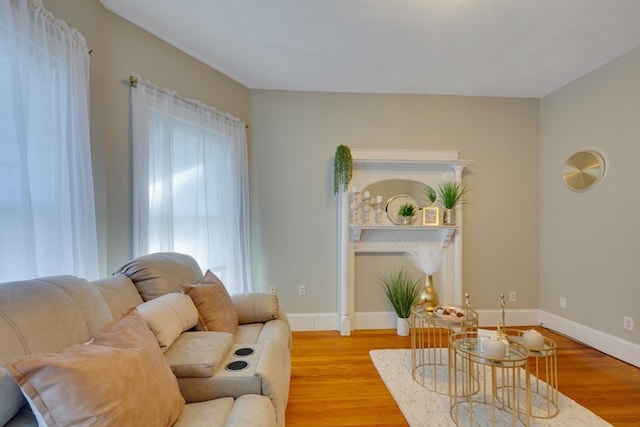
0;275;114;424
4;309;185;427
93;274;144;319
137;293;199;352
115;252;203;301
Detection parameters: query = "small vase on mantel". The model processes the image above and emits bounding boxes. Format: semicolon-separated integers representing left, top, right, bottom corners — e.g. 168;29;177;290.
442;208;456;225
418;274;439;312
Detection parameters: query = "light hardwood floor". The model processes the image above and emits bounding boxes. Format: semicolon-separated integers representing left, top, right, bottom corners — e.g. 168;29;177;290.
285;328;640;427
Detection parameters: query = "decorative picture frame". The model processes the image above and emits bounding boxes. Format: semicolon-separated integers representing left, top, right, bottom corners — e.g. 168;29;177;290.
422;206;440;226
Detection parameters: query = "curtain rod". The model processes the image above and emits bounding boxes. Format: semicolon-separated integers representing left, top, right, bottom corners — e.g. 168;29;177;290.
128;75;248;129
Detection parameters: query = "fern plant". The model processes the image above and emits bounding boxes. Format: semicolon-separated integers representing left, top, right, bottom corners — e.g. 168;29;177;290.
379;268;421;318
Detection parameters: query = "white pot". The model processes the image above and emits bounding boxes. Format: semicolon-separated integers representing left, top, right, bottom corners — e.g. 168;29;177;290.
482;337;506;359
522;329;545;350
397;317;410;336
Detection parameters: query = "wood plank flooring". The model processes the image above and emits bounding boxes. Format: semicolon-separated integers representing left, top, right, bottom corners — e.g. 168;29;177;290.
285;328;640;427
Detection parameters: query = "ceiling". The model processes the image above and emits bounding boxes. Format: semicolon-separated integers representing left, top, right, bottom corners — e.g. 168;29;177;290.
99;0;640;98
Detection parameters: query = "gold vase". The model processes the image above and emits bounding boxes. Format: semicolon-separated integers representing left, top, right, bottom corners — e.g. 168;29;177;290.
443;208;456;225
419;274;439;312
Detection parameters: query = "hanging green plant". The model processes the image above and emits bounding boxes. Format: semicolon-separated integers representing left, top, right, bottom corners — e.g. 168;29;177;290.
333;145;353;195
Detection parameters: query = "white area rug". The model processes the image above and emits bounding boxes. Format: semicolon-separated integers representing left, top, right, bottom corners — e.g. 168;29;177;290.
370;349;612;427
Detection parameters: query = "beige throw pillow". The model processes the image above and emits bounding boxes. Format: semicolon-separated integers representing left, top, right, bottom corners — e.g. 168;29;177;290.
137;292;199;352
4;309;185;427
180;270;238;334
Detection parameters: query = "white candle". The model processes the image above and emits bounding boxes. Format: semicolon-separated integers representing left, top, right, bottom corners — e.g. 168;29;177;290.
376;195;383;203
363;191;370;199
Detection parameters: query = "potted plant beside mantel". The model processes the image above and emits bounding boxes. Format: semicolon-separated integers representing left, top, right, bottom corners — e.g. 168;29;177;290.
379;268;421;336
437;180;469;225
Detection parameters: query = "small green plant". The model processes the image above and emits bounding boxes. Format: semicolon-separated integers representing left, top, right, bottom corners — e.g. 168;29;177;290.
424;186;437;205
379;268;422;319
437;180;469;209
333;145;353;195
398;202;417;217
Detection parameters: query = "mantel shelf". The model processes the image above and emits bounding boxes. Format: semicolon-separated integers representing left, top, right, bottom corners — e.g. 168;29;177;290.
350;224;459;249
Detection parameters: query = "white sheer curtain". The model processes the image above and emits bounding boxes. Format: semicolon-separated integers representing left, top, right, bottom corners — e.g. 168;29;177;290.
0;0;98;282
131;76;252;293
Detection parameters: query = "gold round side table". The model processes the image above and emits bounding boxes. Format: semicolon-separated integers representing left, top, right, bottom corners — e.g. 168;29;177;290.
410;304;478;395
449;331;531;427
503;328;559;419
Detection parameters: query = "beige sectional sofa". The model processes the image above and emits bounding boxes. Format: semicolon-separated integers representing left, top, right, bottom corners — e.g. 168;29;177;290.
0;252;291;427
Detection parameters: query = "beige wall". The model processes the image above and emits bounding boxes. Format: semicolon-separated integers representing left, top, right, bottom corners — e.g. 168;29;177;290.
44;0;251;274
540;47;640;344
250;91;539;313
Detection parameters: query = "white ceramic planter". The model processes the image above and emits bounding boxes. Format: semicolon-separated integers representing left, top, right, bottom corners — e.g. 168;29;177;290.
397;317;410;336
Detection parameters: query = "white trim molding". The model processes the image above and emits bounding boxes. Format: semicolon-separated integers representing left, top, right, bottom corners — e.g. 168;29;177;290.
540;311;640;368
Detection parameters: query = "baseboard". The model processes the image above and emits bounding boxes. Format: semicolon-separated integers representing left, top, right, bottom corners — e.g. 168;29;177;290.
355;309;541;330
539;310;640;368
287;313;339;331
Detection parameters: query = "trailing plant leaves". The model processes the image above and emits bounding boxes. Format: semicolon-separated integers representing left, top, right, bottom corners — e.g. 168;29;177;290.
333;145;353;195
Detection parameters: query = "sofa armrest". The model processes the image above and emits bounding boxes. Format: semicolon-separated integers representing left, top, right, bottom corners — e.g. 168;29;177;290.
230;293;284;325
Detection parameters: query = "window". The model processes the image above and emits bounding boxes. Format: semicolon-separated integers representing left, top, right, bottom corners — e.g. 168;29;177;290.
0;0;98;281
131;77;251;293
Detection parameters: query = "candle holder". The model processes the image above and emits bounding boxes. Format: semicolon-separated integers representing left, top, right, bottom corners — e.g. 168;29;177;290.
350;191;361;225
361;193;371;225
370;199;383;225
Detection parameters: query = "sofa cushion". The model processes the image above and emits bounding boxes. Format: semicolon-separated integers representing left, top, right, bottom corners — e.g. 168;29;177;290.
181;270;238;334
164;331;233;378
115;252;203;301
4;309;185;427
137;293;199;352
173;398;235;427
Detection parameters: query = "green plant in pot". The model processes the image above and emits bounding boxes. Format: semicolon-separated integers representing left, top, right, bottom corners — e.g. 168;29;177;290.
379;268;421;336
397;202;417;225
333;145;353;195
437;180;468;225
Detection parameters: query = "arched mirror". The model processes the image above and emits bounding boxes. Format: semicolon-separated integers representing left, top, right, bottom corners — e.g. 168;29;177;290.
364;179;435;208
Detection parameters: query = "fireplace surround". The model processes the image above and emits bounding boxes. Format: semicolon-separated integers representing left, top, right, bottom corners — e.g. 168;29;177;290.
337;149;473;335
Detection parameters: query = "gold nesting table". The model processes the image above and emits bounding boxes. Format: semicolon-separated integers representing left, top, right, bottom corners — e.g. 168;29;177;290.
449;331;531;427
410;304;478;396
503;328;559;419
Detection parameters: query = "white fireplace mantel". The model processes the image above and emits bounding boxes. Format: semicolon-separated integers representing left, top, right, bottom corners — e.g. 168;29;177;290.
337;149;473;335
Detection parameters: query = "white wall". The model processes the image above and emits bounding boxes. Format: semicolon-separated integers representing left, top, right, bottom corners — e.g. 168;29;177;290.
540;47;640;347
249;91;539;318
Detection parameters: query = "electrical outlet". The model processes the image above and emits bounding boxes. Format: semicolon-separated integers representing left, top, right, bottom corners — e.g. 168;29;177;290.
624;316;634;332
298;285;306;296
269;286;277;295
508;291;516;302
559;297;567;309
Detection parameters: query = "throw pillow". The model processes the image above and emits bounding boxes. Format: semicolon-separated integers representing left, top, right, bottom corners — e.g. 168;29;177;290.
137;292;199;352
180;270;238;334
4;309;185;427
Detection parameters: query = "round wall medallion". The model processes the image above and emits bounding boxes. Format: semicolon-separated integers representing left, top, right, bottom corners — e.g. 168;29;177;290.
562;150;605;191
